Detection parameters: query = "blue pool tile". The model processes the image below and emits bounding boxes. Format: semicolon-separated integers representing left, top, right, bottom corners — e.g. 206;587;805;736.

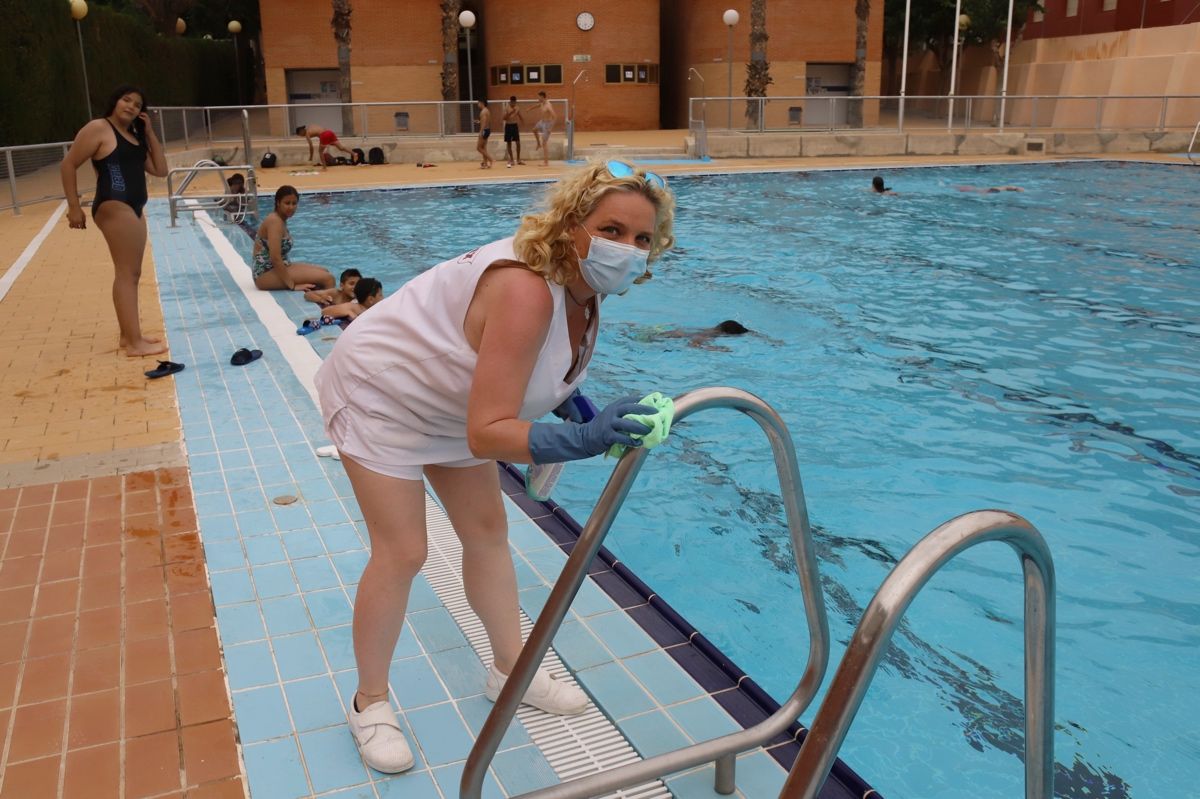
252;447;286;468
227;485;267;512
284;675;346;732
317;785;375;799
244;535;287;566
211;569;255;606
308;499;351;526
393;625;422;660
231;684;293;743
319;523;363;553
244;738;310;799
272;502;313;532
293;556;341;592
518;585;551;621
281;443;316;463
388;656;449;710
221;467;257;490
331;551;369;585
375;771;444;799
576;661;656;720
667;697;741;743
258;467;296;487
281;529;325;559
625;650;706;706
293;460;331;482
274;632;327;680
238;412;269;433
491;745;559;795
190;470;227;494
215;602;266;644
405;702;474;766
666;765;728;799
552;619;614;671
262;595;311;636
195;492;234;519
304;589;353;629
187;437;217;456
220;449;252;470
523;546;567;583
275;424;307;445
408;608;469;654
200;516;238;544
733;750;787;797
513;559;543;590
252;563;298;599
237;509;280;538
455;694;531;750
621;709;692;758
224;641;278;689
203;539;246;573
429;761;505;799
572;579;621;617
298;479;336;502
246;430;277;451
317;625;357;671
427;647;487;699
585;610;658;658
297;727;370;793
406;576;440;612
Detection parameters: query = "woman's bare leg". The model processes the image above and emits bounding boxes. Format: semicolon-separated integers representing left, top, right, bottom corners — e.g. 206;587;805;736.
341;455;429;710
424;462;522;673
94;202;166;357
252;262;334;291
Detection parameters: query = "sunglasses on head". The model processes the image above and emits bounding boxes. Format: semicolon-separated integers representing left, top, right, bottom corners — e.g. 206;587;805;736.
605;159;666;190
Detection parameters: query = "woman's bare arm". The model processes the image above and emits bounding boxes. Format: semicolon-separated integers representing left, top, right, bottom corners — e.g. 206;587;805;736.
141;112;168;178
264;216;296;289
60;121;103;228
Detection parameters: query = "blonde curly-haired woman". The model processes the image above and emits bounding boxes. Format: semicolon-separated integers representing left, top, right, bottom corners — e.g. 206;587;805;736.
315;160;676;773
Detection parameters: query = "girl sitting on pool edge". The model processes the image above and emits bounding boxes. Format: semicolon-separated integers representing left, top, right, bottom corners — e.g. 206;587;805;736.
251;185;336;292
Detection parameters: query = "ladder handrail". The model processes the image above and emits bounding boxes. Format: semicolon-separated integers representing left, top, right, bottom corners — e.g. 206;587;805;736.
461;386;832;799
779;510;1056;799
1188;117;1200;164
167;162;257;226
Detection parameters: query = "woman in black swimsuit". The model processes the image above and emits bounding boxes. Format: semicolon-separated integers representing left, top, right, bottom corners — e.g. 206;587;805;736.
61;84;168;357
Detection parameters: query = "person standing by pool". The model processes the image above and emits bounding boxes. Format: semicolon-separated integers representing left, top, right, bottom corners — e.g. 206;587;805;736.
251;186;335;292
475;99;495;169
314;160;675;773
502;96;525;167
60;84;169;358
533;90;557;166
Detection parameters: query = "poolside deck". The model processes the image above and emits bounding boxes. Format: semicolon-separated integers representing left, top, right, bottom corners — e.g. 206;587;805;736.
0;148;1187;799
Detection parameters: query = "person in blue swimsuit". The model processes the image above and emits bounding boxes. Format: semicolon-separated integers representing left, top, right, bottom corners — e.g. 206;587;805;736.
61;84;169;357
250;185;334;292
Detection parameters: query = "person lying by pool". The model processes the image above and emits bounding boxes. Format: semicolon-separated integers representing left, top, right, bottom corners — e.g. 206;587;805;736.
871;175;896;195
314;159;674;774
322;276;383;323
305;268;361;307
251;185;335;292
955;184;1025;193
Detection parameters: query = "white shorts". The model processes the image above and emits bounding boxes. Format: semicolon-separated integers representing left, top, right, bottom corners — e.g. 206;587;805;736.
326;405;489;480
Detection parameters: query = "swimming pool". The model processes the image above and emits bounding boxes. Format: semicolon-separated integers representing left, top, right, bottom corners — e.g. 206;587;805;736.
231;161;1199;798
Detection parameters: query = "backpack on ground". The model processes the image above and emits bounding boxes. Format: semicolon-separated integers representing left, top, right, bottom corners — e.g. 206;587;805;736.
260;151;277;168
368;146;385;165
351;147;366;165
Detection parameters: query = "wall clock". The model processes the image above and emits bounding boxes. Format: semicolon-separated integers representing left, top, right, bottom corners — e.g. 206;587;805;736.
576;12;595;31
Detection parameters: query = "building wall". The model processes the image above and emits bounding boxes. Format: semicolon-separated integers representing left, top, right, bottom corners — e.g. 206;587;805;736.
1023;0;1192;40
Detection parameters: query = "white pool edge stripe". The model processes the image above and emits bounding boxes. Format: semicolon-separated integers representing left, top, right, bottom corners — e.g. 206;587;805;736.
0;201;66;304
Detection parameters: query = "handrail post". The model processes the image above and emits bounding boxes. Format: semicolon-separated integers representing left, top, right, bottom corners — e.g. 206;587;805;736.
183;110;190;149
1158;96;1168;130
6;150;20;216
1096;96;1104;130
1031;96;1038;130
779;510;1055;799
714;753;736;795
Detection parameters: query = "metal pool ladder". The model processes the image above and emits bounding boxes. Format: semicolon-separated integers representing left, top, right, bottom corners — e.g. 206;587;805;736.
167;109;259;226
1188;117;1200;164
461;387;1057;799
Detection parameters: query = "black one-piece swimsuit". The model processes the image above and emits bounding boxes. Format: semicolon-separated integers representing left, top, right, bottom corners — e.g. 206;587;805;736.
91;120;148;219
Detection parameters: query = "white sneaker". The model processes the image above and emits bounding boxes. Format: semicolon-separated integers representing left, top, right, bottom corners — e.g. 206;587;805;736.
316;445;341;460
347;697;414;773
484;664;588;716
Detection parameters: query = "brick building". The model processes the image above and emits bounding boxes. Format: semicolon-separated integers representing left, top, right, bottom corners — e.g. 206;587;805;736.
1023;0;1195;39
257;0;882;132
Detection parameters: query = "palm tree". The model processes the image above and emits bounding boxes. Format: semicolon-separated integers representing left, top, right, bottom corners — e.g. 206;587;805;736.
743;0;772;128
331;0;354;135
439;0;463;132
848;0;870;127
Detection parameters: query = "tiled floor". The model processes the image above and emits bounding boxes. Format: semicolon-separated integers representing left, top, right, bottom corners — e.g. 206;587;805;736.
0;471;242;799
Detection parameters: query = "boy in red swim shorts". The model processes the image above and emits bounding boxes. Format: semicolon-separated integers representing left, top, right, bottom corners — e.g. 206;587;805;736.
296;124;354;166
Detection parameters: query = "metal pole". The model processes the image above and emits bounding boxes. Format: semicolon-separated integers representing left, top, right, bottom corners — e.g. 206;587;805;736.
6;150;20;216
466;28;474;121
947;0;963;129
999;0;1015;130
233;34;243;105
898;0;912;130
727;24;734;130
182;111;190;148
76;20;92;122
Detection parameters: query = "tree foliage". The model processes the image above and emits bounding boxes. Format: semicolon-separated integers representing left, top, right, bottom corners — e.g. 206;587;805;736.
743;0;772;127
883;0;1042;69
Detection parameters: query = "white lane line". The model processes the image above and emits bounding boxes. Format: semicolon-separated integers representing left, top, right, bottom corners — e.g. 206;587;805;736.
0;201;67;304
193;209;324;405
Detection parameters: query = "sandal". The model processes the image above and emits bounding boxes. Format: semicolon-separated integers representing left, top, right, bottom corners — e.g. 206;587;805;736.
144;361;185;379
230;348;263;366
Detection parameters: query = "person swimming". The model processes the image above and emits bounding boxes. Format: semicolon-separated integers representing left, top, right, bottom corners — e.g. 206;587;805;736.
630;319;757;350
871;176;895;195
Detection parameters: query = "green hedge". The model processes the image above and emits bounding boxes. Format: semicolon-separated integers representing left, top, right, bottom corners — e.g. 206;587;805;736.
0;2;239;146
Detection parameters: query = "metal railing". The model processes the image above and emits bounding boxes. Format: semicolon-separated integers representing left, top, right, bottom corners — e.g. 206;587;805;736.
167;111;259;227
1;141;85;216
1188;118;1200;164
779;510;1056;798
689;92;1200;134
463;386;832;799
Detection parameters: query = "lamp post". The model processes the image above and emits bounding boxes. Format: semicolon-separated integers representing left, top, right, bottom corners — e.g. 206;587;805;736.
998;0;1015;130
175;17;186;35
898;0;912;130
947;8;969;129
228;20;243;105
70;0;92;121
723;8;739;130
459;9;477;132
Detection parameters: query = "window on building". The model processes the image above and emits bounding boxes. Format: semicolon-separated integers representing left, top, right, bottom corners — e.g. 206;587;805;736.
789;106;802;125
510;65;524;84
649;64;659;84
394;112;409;131
622;65;636;82
605;64;621;83
1102;0;1116;9
544;64;563;83
527;66;541;83
1033;9;1044;21
1066;0;1078;16
604;64;660;84
637;65;648;83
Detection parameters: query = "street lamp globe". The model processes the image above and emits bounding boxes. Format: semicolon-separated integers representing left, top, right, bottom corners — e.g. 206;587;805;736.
70;0;88;21
227;20;242;34
722;8;739;26
458;10;476;28
959;13;971;29
175;18;186;35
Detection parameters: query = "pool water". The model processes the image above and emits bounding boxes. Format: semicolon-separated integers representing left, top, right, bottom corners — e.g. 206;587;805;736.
236;162;1199;799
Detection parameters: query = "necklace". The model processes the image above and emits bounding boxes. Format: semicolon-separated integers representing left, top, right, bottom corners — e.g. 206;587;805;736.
564;282;589;307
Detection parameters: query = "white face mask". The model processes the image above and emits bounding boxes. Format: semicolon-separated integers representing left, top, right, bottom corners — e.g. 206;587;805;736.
578;233;649;295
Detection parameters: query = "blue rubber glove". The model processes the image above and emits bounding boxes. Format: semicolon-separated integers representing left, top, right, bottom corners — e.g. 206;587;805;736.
529;397;656;464
551;389;599;424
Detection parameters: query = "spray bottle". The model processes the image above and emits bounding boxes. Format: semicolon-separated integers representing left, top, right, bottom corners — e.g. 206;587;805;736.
525;393;598;501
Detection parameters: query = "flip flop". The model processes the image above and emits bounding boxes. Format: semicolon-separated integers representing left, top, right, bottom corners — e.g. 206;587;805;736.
145;360;185;379
230;348;263;366
297;319;324;335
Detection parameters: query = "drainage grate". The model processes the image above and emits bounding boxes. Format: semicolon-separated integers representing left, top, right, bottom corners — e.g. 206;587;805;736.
421;496;672;799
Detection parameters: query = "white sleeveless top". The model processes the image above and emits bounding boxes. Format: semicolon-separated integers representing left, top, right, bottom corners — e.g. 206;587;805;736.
315;237;596;466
